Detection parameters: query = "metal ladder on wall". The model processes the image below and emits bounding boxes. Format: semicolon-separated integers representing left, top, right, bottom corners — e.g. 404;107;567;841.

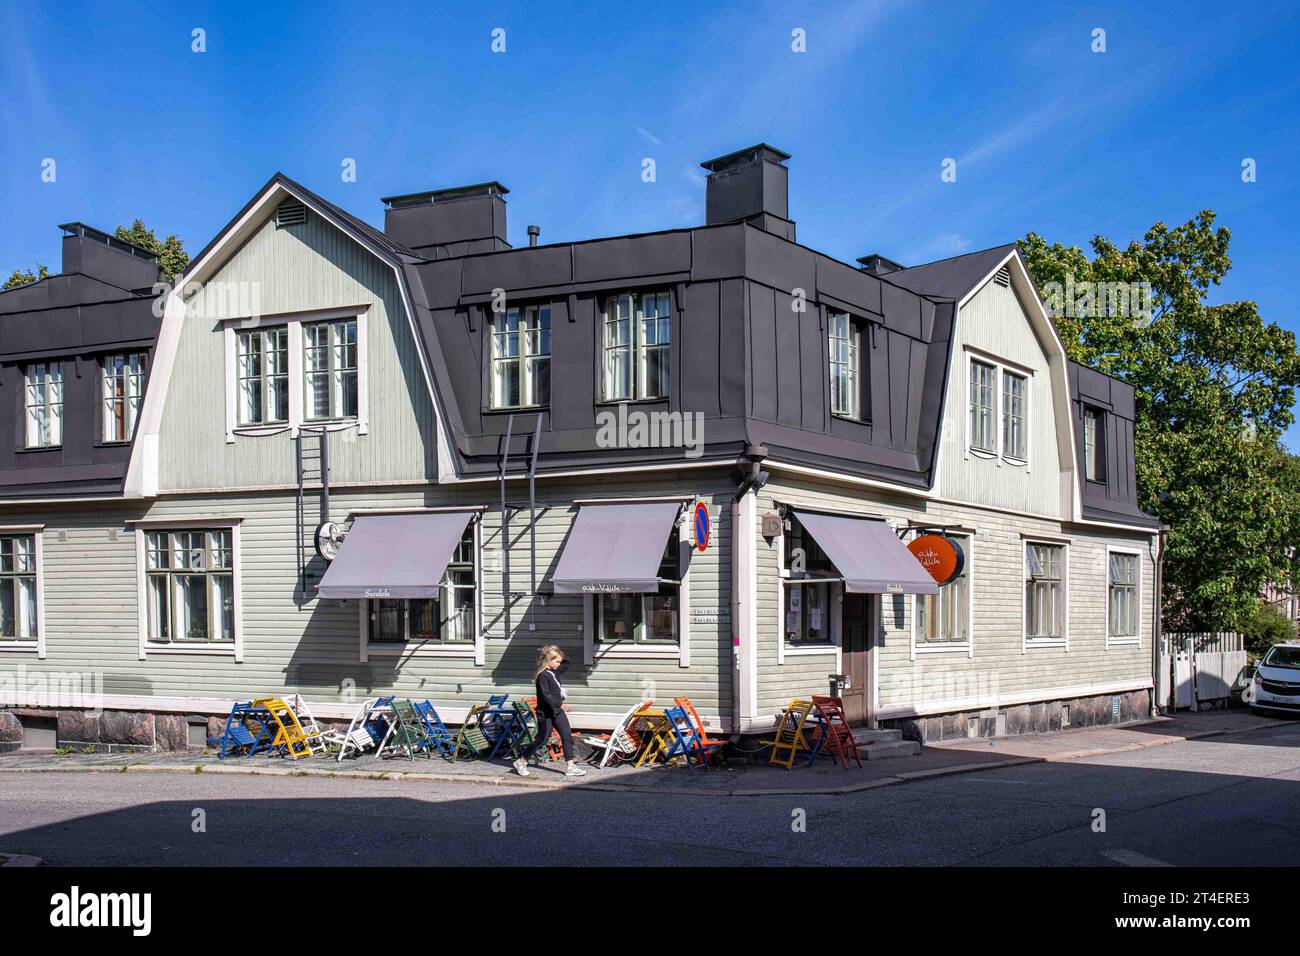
296;428;330;602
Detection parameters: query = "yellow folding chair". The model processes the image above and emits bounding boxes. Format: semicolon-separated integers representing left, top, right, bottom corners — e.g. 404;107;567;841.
762;698;816;769
252;697;317;759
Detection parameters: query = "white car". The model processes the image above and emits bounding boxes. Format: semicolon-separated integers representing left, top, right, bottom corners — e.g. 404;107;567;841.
1247;641;1300;715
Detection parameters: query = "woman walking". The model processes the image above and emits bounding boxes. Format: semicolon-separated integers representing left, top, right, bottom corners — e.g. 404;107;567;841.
515;644;586;777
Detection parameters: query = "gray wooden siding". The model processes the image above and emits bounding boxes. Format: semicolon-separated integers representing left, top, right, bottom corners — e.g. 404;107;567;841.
157;209;438;492
754;472;1155;717
935;279;1066;517
2;472;732;726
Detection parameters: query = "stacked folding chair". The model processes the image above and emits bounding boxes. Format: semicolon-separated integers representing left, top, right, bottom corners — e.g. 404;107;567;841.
810;695;863;768
452;704;495;761
763;698;816;769
380;698;436;760
252;696;318;760
412;700;458;758
582;699;652;768
673;696;727;765
207;700;275;759
336;695;394;762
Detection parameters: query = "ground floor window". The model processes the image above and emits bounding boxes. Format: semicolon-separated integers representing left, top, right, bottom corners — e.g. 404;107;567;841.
1108;552;1138;640
1025;541;1066;642
595;530;680;644
145;529;235;644
0;535;37;641
368;525;476;644
916;534;970;646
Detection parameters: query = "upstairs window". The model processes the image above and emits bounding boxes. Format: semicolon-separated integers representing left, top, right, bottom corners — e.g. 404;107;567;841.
828;312;864;419
145;529;235;645
602;290;670;402
1083;407;1105;482
24;362;63;449
490;305;551;408
304;318;359;421
968;359;995;452
102;352;147;443
0;535;38;642
237;327;288;425
1002;370;1027;460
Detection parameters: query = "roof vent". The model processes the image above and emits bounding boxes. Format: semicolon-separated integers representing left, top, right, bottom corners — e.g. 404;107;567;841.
994;265;1011;287
276;200;307;228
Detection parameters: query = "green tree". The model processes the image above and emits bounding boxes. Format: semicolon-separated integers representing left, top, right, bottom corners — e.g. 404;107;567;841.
3;263;50;290
1019;211;1300;631
115;219;189;282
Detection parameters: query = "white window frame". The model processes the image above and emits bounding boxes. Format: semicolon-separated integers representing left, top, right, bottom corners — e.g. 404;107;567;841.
222;307;369;443
23;362;63;449
965;349;1032;468
134;518;243;660
775;519;843;666
601;290;671;402
303;317;360;422
911;532;974;658
490;304;551;409
583;514;690;667
100;352;147;443
828;311;861;419
360;517;483;664
0;525;45;658
1105;546;1142;648
1022;537;1068;650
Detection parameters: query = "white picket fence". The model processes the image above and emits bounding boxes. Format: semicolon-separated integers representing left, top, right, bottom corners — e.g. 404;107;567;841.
1160;632;1248;711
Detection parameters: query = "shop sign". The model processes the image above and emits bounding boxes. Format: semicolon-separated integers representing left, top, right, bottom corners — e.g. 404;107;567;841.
907;534;965;585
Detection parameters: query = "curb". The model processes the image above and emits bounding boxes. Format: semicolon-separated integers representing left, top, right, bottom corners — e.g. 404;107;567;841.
0;719;1284;798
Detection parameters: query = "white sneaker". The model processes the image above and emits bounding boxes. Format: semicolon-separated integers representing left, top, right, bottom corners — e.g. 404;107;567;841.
513;757;531;777
564;764;587;777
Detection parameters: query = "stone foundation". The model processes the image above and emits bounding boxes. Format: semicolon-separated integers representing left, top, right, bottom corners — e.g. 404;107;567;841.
885;689;1153;743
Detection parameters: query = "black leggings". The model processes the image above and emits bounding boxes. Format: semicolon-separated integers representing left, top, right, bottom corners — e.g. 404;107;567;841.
528;710;574;761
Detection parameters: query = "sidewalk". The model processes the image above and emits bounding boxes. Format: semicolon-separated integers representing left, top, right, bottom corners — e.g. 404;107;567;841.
0;710;1286;797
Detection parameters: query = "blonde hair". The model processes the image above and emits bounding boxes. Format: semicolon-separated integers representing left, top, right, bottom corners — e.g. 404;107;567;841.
533;644;564;678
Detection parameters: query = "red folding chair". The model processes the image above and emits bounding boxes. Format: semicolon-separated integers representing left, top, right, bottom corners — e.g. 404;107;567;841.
811;695;863;768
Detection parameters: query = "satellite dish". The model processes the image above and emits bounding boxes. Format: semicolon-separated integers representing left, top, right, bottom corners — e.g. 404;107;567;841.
315;521;345;562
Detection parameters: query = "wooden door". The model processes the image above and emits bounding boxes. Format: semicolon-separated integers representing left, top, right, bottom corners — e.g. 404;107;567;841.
842;592;872;725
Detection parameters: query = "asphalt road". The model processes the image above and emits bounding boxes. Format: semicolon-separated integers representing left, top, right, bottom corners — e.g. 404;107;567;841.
3;721;1298;866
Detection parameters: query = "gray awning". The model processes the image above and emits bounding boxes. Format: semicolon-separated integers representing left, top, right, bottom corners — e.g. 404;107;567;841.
551;501;681;594
794;510;939;595
317;511;475;600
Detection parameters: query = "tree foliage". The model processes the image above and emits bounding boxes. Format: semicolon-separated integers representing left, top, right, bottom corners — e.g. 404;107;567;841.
1019;211;1300;630
115;219;189;282
3;263;50;290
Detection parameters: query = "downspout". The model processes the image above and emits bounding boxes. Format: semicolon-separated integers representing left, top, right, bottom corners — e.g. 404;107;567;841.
1151;525;1167;716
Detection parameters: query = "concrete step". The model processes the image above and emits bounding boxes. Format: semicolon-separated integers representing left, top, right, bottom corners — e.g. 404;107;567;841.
859;739;921;760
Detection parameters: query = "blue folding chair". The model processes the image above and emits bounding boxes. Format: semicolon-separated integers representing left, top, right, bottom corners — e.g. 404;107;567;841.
661;706;709;773
413;700;458;758
207;701;275;760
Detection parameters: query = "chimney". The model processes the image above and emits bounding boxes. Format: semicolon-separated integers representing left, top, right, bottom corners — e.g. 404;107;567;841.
381;182;510;259
856;253;905;277
59;222;161;291
699;144;794;240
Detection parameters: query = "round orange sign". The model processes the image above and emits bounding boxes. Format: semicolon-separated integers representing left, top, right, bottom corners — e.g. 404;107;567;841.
908;534;965;585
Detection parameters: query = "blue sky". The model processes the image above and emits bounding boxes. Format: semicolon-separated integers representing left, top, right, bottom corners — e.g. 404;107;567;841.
3;1;1297;440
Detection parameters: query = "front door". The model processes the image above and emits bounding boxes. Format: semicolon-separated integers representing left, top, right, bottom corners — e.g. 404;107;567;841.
842;592;872;725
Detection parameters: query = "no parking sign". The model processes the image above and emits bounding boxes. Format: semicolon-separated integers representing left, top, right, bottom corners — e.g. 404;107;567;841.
693;501;710;552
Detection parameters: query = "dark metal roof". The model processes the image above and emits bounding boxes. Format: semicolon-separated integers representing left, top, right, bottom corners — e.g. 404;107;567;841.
884;243;1018;300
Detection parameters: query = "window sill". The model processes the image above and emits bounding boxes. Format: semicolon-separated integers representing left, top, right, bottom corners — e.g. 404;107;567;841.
592;642;680;658
1024;638;1068;649
783;643;838;656
365;643;476;657
143;643;238;656
914;642;972;654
